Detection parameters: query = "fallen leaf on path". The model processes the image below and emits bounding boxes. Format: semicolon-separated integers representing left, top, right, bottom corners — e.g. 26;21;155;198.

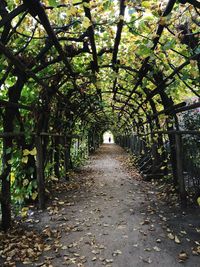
92;250;100;255
117;225;126;229
192;246;200;255
178;251;189;262
167;233;174;240
105;259;114;263
113;250;122;256
44;245;51;251
141;219;150;225
0;227;45;266
153;246;161;252
180;230;187;235
61;245;68;250
35;262;45;266
140;256;152;264
174;235;181;244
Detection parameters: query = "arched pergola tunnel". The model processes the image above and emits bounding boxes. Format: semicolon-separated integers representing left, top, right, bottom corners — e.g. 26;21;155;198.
0;0;199;230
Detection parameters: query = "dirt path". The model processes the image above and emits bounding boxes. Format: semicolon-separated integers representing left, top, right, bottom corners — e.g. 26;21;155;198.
13;144;200;266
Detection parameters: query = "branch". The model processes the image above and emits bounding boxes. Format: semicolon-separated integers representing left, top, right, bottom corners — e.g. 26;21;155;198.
23;0;74;77
0;4;26;28
138;52;200;108
119;0;177;112
83;0;99;72
0;41;51;93
178;0;200;8
112;0;126;68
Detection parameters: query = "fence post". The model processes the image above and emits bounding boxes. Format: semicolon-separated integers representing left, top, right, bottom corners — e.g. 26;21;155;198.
175;133;187;208
64;136;69;181
35;135;45;210
54;136;60;179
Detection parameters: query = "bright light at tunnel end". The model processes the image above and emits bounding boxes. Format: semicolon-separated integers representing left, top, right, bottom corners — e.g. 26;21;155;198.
103;131;115;144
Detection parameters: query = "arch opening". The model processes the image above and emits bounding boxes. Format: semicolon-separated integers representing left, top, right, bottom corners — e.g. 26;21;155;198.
103;131;115;144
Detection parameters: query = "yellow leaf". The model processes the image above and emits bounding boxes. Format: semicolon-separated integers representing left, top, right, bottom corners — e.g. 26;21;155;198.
22;156;28;164
29;147;37;156
10;172;15;185
66;5;77;16
23;149;30;156
23;179;29;187
190;60;196;67
159;17;167;26
21;207;28;218
191;69;198;77
82;17;92;29
197;197;200;206
32;192;38;200
141;1;151;8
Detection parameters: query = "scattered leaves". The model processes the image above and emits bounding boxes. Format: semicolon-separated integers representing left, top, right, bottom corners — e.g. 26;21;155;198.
0;227;44;266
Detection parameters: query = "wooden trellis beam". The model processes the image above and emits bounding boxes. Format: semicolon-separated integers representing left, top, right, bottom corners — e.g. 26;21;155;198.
0;41;51;93
23;0;74;77
137;52;200;111
0;4;26;28
112;0;126;68
118;0;177;112
178;0;200;8
83;0;99;73
112;0;126;100
140;102;187;126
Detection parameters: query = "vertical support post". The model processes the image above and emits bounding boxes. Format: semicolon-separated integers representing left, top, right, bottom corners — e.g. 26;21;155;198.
35;135;45;210
54;136;60;179
175;133;187;208
1;137;12;231
63;136;69;181
92;132;95;151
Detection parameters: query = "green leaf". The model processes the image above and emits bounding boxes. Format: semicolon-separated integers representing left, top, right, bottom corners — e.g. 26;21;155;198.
48;0;58;7
6;147;12;154
137;45;152;57
162;40;176;51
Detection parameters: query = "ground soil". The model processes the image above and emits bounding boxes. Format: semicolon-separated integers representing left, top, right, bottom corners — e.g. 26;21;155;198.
1;144;200;266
